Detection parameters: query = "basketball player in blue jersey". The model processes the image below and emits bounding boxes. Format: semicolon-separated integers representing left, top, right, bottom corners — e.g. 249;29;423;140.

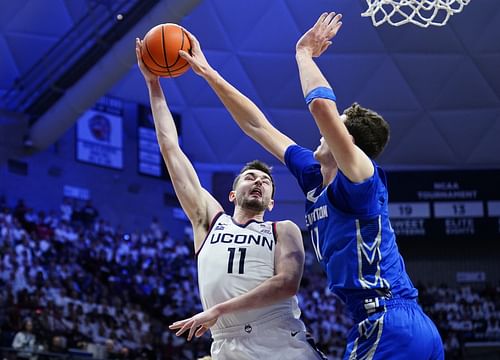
178;12;444;360
135;38;325;360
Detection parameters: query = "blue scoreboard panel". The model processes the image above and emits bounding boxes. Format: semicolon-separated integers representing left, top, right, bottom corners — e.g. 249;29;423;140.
386;169;500;241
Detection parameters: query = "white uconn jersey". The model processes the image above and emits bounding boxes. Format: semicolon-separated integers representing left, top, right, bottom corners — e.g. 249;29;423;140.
197;213;301;331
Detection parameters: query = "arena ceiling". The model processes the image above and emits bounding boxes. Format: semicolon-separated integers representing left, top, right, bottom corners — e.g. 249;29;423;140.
1;0;499;169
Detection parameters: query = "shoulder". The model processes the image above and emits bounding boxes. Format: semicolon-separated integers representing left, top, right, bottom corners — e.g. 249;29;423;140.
274;219;299;230
284;144;315;165
334;160;384;189
374;162;388;187
285;145;323;194
274;220;302;242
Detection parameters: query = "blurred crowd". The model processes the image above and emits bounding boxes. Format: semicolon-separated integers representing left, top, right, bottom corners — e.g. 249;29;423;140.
0;196;499;360
418;282;500;359
0;197;204;359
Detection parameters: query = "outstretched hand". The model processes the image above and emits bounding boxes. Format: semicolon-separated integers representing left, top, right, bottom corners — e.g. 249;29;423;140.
296;12;343;57
179;30;212;77
169;306;221;341
135;38;158;82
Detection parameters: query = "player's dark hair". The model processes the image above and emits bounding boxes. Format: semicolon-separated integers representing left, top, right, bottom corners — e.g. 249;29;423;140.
233;160;275;198
343;103;390;159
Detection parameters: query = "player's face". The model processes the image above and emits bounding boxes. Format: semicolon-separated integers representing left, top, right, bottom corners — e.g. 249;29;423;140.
232;170;274;212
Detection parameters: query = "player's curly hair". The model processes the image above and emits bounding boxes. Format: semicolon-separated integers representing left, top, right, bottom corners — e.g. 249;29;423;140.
343;103;390;159
233;160;275;198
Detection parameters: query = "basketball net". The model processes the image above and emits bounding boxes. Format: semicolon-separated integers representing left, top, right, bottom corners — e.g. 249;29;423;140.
361;0;471;27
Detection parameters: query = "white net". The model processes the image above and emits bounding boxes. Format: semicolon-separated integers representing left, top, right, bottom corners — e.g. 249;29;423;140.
361;0;471;27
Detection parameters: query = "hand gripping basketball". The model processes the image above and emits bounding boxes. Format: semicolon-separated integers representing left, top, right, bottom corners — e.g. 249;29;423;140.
141;23;192;78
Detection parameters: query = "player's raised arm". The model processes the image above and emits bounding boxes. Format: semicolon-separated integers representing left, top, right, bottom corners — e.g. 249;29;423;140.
169;220;305;340
295;13;374;183
136;38;223;250
178;31;295;164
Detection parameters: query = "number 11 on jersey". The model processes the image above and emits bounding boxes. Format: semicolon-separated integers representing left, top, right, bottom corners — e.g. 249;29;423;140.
227;247;247;274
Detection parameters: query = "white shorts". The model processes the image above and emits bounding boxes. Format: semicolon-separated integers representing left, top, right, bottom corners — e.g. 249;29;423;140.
210;314;325;360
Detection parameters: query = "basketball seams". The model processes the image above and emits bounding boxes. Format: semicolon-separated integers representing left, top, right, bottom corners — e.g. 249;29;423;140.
141;23;191;78
166;28;186;69
140;64;188;78
161;25;173;78
144;40;166;69
164;65;189;77
166;62;190;74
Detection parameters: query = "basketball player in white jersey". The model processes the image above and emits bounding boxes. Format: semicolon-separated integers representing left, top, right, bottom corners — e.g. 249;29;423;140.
135;38;325;360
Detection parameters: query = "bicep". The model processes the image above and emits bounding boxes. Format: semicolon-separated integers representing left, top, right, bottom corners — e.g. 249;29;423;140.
274;221;304;282
337;146;375;183
310;99;373;182
162;146;222;225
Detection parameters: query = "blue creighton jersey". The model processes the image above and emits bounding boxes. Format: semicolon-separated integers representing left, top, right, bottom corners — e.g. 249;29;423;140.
285;145;418;317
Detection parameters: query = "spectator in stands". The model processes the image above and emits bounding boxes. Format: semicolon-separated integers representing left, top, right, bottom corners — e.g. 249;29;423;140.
13;199;28;226
81;200;99;227
58;198;71;223
48;335;67;354
149;216;163;240
443;331;460;359
12;318;38;358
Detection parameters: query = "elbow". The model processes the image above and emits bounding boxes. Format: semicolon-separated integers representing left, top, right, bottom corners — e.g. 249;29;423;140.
284;283;300;297
308;98;334;117
281;276;300;297
285;284;300;297
245;126;262;141
242;117;265;135
159;141;179;154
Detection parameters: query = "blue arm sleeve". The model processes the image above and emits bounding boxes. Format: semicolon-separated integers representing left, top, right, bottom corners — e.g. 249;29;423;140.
284;145;323;195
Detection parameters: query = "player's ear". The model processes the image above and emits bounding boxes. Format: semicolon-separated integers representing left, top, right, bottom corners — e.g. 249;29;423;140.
267;199;274;211
229;190;236;203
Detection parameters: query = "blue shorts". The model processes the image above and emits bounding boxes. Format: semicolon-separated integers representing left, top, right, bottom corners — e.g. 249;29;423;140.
344;299;444;360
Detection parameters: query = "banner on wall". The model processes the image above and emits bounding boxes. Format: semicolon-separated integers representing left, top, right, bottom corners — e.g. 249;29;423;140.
137;104;181;179
76;101;123;169
63;185;90;201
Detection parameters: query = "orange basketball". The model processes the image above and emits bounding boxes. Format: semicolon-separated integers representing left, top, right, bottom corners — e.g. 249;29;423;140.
141;23;191;78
